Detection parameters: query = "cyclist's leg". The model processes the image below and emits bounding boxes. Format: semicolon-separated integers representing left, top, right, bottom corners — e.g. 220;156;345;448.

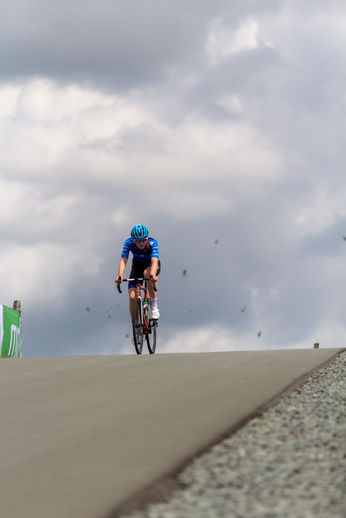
128;287;136;318
144;260;160;298
128;259;150;318
145;279;156;299
144;260;160;318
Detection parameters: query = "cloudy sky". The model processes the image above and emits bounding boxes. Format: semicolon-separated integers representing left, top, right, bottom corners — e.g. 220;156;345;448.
0;0;345;357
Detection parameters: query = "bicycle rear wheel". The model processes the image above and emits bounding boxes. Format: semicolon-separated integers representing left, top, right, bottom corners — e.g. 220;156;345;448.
132;297;143;354
145;306;157;354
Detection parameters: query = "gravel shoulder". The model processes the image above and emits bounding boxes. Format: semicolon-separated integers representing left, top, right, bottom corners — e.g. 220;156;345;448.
124;350;346;518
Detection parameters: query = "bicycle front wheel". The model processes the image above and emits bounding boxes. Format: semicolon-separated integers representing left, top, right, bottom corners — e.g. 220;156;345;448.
132;297;144;354
145;306;157;354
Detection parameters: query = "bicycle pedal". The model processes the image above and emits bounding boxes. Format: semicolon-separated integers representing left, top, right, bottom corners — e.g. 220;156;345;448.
149;319;158;328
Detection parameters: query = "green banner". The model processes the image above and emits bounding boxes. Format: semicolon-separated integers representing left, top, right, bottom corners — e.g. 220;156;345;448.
0;305;22;358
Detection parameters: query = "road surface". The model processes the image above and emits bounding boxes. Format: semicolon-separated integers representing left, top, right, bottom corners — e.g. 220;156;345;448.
0;348;343;518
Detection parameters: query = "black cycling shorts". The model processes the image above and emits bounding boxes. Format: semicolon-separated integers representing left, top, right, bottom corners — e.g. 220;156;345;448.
128;258;161;289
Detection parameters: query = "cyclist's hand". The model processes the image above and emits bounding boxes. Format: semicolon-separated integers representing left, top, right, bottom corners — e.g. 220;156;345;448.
115;275;123;284
150;274;158;282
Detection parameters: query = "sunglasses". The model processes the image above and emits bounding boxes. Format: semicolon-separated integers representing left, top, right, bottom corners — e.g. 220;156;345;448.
133;238;147;243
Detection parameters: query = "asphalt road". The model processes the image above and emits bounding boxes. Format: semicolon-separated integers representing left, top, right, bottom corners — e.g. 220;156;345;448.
0;348;343;518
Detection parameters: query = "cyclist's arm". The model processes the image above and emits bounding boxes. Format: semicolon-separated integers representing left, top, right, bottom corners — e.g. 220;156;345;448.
115;257;127;283
150;257;159;281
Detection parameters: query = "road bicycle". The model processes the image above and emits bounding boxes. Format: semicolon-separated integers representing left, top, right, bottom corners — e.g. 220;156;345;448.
116;276;158;354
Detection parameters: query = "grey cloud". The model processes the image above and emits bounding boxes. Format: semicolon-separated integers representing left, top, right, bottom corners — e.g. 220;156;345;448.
183;44;286;121
0;0;210;86
82;123;168;157
0;0;281;88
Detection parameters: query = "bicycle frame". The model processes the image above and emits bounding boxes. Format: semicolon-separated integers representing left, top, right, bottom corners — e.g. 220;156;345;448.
134;282;150;335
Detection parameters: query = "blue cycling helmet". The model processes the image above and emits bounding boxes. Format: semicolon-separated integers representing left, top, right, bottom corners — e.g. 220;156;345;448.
131;224;149;239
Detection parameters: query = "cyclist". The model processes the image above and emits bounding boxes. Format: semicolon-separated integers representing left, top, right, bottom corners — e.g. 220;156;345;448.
115;224;160;321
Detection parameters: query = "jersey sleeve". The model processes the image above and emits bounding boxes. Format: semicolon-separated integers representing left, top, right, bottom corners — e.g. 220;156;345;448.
149;238;159;259
121;238;132;259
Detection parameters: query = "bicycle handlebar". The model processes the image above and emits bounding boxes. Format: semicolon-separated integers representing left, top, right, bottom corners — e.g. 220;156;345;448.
116;276;157;294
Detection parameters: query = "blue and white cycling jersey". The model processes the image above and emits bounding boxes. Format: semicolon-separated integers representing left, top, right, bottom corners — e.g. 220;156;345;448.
121;237;159;263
